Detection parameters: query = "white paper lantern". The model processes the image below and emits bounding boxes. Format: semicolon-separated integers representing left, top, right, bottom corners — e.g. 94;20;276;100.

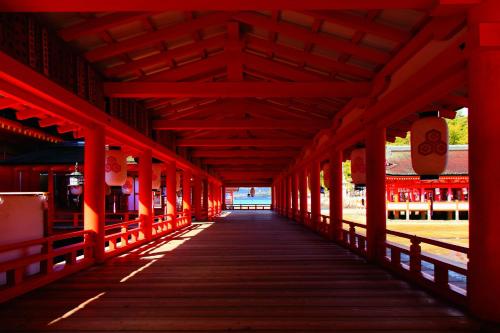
122;177;134;195
350;148;366;185
152;164;162;190
69;185;82;196
105;150;127;186
411;116;448;176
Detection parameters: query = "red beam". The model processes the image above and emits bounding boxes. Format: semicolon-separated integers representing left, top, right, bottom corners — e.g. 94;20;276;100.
153;119;329;130
85;12;232;62
0;1;438;11
58;12;154;41
177;138;309;147
142;53;227;82
245;36;374;79
302;11;411;43
233;12;391;64
0;97;20;110
103;82;372;98
204;158;290;165
192;150;298;158
105;36;225;77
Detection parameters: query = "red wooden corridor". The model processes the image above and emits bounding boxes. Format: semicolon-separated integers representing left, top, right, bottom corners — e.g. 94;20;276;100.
0;211;479;332
1;0;500;330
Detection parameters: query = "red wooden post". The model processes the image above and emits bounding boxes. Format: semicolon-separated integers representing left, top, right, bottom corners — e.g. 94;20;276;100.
222;186;226;210
366;127;387;263
207;181;213;219
271;184;275;211
299;169;307;224
291;173;298;221
285;175;291;218
182;169;192;225
193;175;202;221
329;149;343;241
468;0;500;321
166;161;177;229
139;149;153;241
47;169;55;236
83;125;106;262
310;160;321;229
202;178;209;219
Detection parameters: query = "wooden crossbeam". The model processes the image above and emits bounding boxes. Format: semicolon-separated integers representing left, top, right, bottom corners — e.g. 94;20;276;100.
153;119;329;130
233;12;391;64
245;36;374;79
0;0;438;11
105;35;226;77
177;138;309;147
104;82;372;98
85;12;232;62
192;150;298;158
58;12;154;41
204;158;290;165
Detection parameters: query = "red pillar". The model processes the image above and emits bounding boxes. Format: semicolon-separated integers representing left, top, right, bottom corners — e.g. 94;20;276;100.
83;126;105;262
208;181;214;219
202;179;209;219
310;160;321;229
299;169;307;224
291;173;298;221
285;176;291;218
329;149;343;241
47;169;55;236
365;127;387;262
166;161;177;230
468;0;500;321
193;175;202;221
182;169;192;225
222;186;226;210
139;150;153;241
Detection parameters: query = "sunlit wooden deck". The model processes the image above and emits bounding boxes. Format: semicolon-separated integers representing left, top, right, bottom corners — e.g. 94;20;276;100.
0;211;479;332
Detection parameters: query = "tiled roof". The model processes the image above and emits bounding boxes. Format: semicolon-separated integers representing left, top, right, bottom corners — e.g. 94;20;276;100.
386;145;468;176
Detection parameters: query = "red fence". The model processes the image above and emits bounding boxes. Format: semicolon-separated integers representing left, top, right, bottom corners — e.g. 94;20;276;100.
0;213;192;302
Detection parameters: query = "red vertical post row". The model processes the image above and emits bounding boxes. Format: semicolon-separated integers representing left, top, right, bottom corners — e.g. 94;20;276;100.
468;0;500;321
139;149;153;241
310;160;321;230
299;169;307;224
222;186;226;210
291;173;298;222
193;175;202;221
182;169;192;225
329;149;343;241
202;179;209;219
285;176;291;218
166;161;177;230
83;126;106;262
366;127;387;262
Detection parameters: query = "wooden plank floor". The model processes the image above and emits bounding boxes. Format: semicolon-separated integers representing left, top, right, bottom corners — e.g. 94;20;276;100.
0;211;480;332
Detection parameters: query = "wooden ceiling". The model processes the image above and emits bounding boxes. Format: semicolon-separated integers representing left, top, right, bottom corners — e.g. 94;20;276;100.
0;1;470;185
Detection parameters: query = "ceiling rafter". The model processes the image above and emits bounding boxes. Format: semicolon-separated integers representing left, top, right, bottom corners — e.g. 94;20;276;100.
232;11;392;65
85;11;233;62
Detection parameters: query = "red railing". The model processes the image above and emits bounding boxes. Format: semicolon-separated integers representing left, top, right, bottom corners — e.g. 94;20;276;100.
226;204;271;210
2;212;194;302
53;211;139;228
104;217;144;257
0;230;95;303
340;220;468;305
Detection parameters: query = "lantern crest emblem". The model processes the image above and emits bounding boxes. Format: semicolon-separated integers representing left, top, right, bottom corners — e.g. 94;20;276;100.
418;129;447;156
105;156;122;173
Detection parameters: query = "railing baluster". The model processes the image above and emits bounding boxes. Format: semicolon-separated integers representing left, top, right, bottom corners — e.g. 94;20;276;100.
409;236;422;275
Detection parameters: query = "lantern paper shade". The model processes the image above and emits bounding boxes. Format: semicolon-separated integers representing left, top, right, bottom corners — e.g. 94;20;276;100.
411;116;448;176
350;148;366;185
105;150;127;186
70;185;82;196
322;163;330;189
152;164;162;190
122;177;134;195
176;172;181;192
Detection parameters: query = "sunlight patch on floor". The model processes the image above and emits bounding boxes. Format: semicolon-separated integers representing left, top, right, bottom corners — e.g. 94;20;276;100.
47;292;106;326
